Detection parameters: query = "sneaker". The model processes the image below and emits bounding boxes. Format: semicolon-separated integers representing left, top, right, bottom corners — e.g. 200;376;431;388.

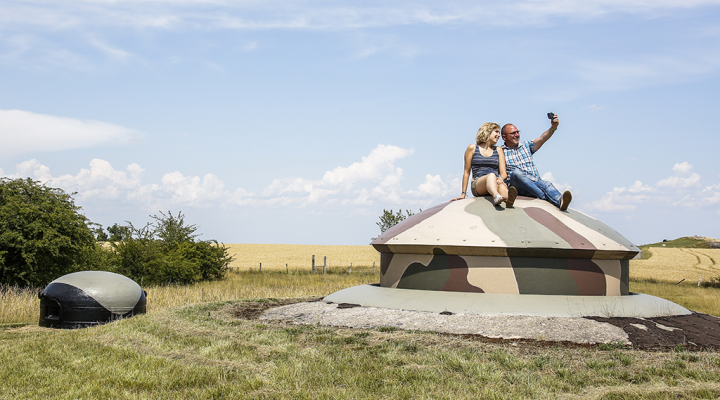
493;194;505;206
560;190;572;211
505;186;518;208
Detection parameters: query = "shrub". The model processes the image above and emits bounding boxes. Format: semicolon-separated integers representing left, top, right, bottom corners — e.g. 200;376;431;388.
0;178;97;287
104;211;233;285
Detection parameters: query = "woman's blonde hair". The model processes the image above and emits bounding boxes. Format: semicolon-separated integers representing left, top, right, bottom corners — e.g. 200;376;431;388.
476;122;500;145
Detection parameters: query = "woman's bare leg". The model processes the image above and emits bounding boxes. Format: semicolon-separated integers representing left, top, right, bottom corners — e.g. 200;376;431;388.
478;174;498;198
484;173;501;198
473;175;495;197
498;182;508;198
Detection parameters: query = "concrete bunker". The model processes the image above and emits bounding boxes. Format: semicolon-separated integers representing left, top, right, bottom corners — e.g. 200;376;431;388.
325;197;690;318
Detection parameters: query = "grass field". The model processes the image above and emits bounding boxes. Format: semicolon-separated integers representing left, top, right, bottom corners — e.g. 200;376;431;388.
2;282;720;399
4;242;720;398
630;248;720;284
224;243;380;271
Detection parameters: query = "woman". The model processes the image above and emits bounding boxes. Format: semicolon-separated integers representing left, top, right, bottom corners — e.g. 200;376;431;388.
452;122;517;207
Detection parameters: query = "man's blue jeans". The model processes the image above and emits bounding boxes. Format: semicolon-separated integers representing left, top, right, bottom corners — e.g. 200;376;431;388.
507;170;562;207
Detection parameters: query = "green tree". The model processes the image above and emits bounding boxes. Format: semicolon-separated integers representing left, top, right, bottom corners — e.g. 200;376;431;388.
106;223;129;241
376;209;418;235
106;211;233;285
0;178;97;287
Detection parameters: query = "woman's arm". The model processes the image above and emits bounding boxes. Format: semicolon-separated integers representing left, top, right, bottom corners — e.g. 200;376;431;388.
452;144;475;201
498;147;508;182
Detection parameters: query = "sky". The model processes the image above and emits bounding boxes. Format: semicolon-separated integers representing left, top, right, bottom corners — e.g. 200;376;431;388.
1;0;719;246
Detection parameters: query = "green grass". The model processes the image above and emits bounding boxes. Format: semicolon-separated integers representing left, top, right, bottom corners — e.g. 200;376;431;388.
2;301;720;399
641;237;713;249
638;237;713;260
630;279;720;316
4;253;720;398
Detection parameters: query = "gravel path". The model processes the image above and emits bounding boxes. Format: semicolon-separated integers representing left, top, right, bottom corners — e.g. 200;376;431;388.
261;302;630;344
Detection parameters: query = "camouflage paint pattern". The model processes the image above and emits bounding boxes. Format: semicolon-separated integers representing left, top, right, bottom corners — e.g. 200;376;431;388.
373;197;638;296
373;197;640;259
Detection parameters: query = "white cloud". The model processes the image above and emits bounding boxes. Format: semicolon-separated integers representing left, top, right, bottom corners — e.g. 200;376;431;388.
657;173;701;188
258;144;472;208
627;180;653;193
584;104;604;111
2;158;253;210
656;162;701;188
322;144;413;187
672;194;691;207
262;144;415;206
541;172;572;193
585;165;719;214
0;110;142;157
86;36;134;62
585;181;653;212
416;174;449;197
3;1;720;32
672;161;694;174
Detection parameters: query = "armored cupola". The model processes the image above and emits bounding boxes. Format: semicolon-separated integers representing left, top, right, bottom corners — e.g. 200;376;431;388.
39;271;147;329
371;197;640;296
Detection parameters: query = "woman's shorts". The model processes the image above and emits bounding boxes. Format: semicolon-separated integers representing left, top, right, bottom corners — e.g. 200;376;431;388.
471;177;480;197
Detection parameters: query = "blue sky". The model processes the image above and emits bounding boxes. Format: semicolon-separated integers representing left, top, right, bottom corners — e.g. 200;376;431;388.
1;0;719;245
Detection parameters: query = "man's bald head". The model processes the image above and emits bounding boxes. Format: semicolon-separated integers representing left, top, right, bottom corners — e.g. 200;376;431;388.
501;123;520;148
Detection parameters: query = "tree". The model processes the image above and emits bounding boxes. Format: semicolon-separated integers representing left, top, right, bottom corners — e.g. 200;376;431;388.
106;211;233;285
0;178;97;287
106;223;129;241
376;209;418;235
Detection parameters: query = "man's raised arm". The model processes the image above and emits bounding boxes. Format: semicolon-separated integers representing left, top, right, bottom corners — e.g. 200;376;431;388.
532;114;560;152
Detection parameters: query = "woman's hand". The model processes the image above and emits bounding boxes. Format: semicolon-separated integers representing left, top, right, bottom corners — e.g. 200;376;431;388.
450;193;467;202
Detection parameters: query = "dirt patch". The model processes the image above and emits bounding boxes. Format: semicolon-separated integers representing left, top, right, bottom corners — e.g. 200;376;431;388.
228;297;321;320
588;312;720;350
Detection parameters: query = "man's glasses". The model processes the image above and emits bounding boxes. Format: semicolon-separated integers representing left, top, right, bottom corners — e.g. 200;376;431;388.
505;130;520;136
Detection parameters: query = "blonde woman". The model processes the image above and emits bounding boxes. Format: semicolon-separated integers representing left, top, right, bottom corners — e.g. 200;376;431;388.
452;122;518;207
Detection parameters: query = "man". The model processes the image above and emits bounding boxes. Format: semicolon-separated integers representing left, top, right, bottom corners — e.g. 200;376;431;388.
500;114;572;211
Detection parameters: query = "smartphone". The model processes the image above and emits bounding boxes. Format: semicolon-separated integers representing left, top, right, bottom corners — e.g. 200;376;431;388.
547;112;556;120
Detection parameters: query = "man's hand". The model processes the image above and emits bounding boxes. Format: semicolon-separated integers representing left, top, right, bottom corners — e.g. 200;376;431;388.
534;113;559;152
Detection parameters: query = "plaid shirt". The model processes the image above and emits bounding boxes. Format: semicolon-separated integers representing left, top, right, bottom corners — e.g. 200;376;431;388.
501;141;541;182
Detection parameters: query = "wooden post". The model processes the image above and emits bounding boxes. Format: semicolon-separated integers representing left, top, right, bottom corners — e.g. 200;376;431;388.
312;255;315;273
286;263;289;274
259;262;262;272
349;262;352;273
323;256;327;274
372;262;375;274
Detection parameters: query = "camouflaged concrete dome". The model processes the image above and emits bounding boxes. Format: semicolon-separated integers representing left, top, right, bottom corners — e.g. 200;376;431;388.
371;197;641;296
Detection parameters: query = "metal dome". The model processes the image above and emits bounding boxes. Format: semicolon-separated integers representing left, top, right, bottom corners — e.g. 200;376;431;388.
39;271;147;329
371;197;640;296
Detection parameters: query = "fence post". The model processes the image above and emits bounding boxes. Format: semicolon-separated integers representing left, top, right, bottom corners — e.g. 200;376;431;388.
349;262;352;273
259;262;262;272
323;256;327;274
312;255;315;273
372;262;375;274
286;263;289;274
698;275;702;286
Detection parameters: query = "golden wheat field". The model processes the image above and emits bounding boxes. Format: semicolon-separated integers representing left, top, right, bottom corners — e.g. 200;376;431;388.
224;243;380;271
630;247;720;283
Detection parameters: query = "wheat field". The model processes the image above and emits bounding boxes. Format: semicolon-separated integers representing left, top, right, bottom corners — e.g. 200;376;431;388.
5;244;720;325
224;243;381;271
630;247;720;283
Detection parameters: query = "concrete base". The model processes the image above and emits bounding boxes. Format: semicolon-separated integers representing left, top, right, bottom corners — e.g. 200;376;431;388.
323;284;691;318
